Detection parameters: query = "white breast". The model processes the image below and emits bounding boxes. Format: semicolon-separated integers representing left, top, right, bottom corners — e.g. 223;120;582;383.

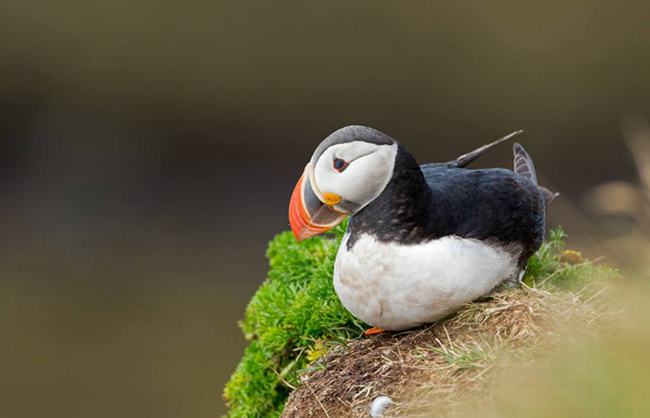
333;233;520;330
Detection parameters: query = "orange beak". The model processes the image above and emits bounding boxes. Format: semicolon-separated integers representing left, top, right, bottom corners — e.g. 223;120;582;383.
288;165;347;241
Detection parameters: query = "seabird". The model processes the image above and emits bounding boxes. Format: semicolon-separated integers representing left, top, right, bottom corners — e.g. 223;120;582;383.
288;126;556;332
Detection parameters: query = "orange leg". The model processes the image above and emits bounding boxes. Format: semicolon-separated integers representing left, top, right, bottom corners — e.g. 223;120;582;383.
363;327;386;336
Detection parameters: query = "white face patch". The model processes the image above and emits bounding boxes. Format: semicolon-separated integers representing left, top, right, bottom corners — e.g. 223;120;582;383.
310;141;398;214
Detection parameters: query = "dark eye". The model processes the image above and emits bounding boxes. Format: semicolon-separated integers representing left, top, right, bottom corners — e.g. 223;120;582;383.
333;158;349;172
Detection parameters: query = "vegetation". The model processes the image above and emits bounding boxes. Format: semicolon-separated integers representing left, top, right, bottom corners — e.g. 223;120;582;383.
223;223;617;417
223;221;363;418
522;227;618;291
449;288;650;418
282;287;611;417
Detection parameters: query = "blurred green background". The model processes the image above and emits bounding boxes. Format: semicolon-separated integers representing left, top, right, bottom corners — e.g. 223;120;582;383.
1;1;649;417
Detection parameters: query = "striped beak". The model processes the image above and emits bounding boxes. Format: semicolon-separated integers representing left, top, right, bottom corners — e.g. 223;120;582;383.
288;164;347;241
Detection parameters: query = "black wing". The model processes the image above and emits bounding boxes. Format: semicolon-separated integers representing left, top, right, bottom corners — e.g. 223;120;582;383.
420;130;523;171
421;166;546;266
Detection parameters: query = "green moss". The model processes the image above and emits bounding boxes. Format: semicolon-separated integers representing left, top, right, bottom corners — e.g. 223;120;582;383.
224;221;364;417
223;225;617;417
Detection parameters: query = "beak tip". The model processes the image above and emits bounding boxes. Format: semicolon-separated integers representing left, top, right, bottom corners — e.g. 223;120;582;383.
290;225;304;242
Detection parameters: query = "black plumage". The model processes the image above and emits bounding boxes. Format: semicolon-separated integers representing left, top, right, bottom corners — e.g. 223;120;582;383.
347;137;548;267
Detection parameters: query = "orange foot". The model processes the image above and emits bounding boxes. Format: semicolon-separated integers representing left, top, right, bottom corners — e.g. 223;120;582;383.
363;327;386;336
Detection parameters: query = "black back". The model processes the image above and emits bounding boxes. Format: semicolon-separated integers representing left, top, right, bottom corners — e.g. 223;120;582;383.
348;144;546;266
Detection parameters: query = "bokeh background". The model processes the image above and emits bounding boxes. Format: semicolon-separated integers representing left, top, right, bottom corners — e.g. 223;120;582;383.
1;1;649;417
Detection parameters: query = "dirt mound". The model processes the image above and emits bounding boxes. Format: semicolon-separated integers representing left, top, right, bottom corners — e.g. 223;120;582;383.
282;288;605;418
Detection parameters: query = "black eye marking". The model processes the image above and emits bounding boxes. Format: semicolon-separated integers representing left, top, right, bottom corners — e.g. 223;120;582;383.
333;158;349;172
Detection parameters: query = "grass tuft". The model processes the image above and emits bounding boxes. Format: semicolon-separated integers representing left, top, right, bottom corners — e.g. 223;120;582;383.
523;227;619;291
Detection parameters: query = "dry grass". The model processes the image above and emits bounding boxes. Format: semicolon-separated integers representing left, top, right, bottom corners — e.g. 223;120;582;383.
281;286;611;418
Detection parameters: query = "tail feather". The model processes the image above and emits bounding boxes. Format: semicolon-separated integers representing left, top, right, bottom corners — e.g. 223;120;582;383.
513;142;538;184
513;143;558;205
539;186;560;204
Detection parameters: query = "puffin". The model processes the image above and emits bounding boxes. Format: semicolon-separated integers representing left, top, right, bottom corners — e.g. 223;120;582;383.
288;126;556;332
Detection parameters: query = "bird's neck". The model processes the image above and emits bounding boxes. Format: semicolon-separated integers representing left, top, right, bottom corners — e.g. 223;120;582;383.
348;144;432;245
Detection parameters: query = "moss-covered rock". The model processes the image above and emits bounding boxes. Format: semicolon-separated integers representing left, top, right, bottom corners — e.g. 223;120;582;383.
223;225;616;417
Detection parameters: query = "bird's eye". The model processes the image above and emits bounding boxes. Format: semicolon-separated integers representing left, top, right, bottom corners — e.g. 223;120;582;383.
333;158;349;172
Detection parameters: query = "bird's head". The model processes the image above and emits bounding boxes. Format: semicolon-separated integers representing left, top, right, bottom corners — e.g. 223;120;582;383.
289;126;398;241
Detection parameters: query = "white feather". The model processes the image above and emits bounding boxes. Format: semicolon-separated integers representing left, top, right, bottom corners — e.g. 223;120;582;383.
369;396;393;417
334;233;520;330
